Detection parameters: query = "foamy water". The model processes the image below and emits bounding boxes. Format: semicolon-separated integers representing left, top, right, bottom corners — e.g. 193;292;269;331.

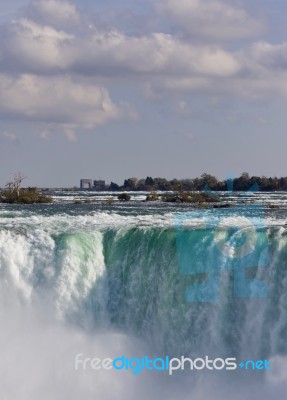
1;192;287;399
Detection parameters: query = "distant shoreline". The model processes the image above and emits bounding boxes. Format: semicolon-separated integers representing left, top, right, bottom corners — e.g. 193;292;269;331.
42;172;287;192
2;173;287;193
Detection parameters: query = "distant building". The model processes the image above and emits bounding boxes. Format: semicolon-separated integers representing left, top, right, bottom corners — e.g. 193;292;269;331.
80;179;106;190
80;179;93;189
93;180;105;191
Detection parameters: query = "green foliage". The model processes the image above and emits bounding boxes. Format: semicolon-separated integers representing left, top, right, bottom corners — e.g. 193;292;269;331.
162;191;219;204
145;176;155;187
123;177;138;190
108;173;287;192
118;193;131;201
0;188;53;204
146;191;160;201
0;175;52;204
110;182;120;191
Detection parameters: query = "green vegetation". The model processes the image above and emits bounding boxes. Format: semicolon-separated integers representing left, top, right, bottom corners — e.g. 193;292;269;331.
162;191;219;204
0;173;52;204
144;190;223;204
106;173;287;192
146;191;160;201
268;204;279;209
118;193;131;201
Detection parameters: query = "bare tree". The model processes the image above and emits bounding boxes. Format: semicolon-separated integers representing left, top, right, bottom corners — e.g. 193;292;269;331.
5;173;27;199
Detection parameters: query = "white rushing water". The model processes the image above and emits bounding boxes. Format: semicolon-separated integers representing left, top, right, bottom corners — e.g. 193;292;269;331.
0;195;287;399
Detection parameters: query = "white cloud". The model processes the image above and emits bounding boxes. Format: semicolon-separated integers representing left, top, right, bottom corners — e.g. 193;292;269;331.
144;39;287;99
157;0;264;41
0;0;286;130
74;30;241;78
39;130;51;140
0;19;240;78
27;0;80;28
2;131;17;141
0;74;135;131
240;41;287;72
63;128;78;142
0;18;73;73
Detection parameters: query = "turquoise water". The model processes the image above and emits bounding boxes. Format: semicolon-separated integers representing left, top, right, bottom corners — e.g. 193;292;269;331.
1;191;287;399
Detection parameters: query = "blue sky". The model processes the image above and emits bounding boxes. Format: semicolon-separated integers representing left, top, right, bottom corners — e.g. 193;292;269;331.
0;0;286;187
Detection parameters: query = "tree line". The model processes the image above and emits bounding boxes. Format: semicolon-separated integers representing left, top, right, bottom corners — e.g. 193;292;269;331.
107;173;287;192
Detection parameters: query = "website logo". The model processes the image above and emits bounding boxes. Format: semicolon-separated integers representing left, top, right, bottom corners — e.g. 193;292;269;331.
75;354;271;375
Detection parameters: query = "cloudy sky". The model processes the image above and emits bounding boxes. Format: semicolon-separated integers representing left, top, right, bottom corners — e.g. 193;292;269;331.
0;0;286;187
